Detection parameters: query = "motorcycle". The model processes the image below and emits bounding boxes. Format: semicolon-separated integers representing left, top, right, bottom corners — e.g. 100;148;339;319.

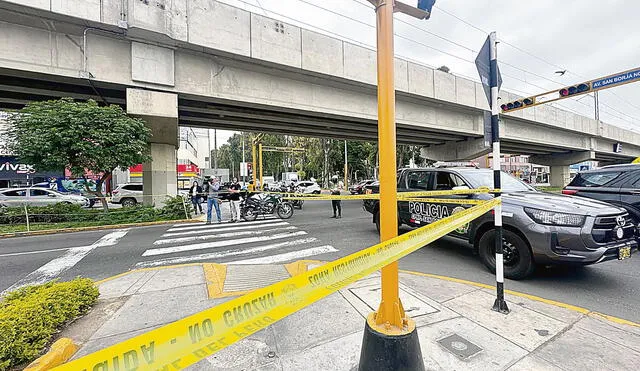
281;185;304;210
241;192;294;221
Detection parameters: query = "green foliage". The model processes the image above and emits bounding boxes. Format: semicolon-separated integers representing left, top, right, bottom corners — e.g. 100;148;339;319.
158;195;192;220
0;197;191;228
6;98;151;178
0;278;99;370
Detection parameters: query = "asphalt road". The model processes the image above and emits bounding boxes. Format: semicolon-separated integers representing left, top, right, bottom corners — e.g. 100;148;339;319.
1;199;638;323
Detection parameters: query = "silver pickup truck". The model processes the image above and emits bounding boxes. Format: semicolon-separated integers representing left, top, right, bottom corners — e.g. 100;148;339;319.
363;168;638;279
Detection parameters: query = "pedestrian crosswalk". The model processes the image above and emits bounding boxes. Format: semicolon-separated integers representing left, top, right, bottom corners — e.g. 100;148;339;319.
135;216;338;268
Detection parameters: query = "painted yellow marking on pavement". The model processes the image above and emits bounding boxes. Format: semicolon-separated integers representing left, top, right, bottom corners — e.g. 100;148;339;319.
284;260;325;277
54;199;500;370
590;312;640;328
24;338;78;371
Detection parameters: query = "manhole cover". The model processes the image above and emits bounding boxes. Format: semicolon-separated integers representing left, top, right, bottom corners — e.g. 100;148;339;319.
437;334;483;360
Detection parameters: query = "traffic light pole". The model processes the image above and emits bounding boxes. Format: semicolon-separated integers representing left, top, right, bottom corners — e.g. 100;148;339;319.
490;31;509;314
251;143;257;192
358;1;424;369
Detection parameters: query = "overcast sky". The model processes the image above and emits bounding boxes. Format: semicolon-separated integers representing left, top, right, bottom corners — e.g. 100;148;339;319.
213;0;640;144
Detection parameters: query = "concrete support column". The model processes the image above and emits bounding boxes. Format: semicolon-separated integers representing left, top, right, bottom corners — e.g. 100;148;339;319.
126;88;179;207
143;144;178;206
550;166;571;188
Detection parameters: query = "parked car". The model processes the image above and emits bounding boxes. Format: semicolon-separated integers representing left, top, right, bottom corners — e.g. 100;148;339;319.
111;183;143;207
33;180;99;207
563;164;640;223
349;179;375;194
296;181;322;194
0;187;89;208
363;167;637;279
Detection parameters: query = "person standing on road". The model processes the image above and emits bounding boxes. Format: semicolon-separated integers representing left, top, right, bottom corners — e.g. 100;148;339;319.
330;177;342;219
205;177;222;224
228;177;242;222
189;181;203;215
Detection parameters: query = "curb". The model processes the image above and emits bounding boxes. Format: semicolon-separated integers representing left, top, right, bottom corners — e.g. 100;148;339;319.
0;218;200;239
90;261;640;328
399;269;639;328
23;338;78;371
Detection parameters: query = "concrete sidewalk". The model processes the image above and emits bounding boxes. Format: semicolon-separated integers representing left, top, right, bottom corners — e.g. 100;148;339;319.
58;263;640;370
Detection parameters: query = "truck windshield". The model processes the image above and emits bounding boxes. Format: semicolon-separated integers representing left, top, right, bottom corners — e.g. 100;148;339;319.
456;169;535;193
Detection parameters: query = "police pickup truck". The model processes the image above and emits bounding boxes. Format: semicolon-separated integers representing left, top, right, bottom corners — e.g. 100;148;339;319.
363;167;638;279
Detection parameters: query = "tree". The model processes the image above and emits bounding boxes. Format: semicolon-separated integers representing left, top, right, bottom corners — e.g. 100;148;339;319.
5;98;152;211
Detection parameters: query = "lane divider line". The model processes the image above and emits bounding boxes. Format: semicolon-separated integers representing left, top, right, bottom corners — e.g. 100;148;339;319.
2;229;130;295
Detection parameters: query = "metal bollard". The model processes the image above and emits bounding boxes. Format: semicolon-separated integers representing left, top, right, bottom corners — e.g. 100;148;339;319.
24;204;30;232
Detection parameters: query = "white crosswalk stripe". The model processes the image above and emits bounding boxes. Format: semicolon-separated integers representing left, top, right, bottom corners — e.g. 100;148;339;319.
134;238;320;268
136;218;339;267
142;231;309;256
162;221;289;237
153;226;298;246
168;217;277;231
227;246;338;265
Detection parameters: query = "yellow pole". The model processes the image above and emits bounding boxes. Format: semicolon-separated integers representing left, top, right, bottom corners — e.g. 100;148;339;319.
252;143;257;191
259;143;263;191
375;0;404;329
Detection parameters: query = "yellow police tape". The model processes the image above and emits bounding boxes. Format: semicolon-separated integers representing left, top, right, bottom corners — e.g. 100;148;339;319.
397;197;486;205
54;197;500;371
397;187;498;198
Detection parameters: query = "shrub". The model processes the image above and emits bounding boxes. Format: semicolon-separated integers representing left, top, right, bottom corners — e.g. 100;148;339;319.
0;196;191;229
159;195;192;220
0;278;99;370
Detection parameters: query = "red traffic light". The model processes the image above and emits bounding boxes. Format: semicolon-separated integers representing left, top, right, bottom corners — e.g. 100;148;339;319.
501;97;536;112
559;83;591;97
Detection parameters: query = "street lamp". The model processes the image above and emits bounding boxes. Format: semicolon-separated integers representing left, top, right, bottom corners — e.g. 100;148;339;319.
359;1;434;370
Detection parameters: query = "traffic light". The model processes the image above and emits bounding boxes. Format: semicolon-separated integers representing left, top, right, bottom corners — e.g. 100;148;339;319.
559;83;590;97
417;0;436;12
500;97;535;112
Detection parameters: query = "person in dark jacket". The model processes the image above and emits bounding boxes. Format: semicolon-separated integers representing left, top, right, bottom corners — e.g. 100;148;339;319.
189;181;203;215
330;177;342;218
228;177;242;222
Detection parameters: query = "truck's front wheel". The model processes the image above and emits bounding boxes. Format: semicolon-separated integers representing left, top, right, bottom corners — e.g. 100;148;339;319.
479;229;535;280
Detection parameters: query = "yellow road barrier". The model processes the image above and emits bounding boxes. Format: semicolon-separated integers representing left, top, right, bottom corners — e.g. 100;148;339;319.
54;198;500;371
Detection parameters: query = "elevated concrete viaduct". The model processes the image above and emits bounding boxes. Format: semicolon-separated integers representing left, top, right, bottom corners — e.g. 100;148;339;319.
0;0;638;195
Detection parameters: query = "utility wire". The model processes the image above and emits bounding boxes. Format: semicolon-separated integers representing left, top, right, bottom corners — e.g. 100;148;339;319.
348;0;640;121
236;0;638;125
430;2;640;116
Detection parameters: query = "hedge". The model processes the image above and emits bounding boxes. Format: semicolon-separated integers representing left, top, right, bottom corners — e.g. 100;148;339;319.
0;196;192;225
0;278;99;370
